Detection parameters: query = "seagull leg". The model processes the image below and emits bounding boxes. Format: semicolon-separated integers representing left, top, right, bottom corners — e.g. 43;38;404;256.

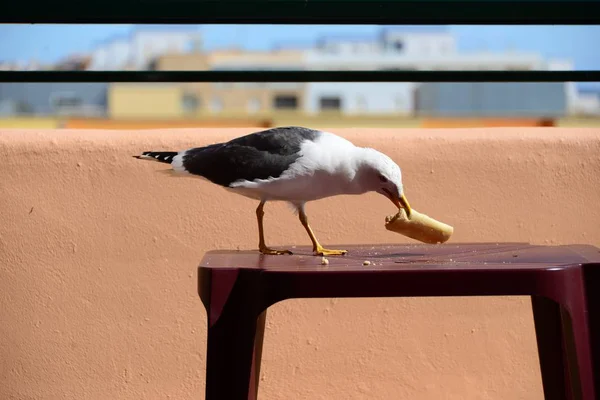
256;201;292;255
298;208;347;256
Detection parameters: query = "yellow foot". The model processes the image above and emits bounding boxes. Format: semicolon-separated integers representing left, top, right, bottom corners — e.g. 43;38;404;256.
314;247;347;256
259;246;293;255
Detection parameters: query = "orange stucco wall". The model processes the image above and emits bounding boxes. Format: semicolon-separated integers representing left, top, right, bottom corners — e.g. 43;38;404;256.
1;127;599;400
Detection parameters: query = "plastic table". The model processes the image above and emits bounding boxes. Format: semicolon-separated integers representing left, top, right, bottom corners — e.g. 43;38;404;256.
198;243;600;400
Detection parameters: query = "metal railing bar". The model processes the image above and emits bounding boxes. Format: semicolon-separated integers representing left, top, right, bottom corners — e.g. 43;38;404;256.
1;1;599;24
2;70;599;83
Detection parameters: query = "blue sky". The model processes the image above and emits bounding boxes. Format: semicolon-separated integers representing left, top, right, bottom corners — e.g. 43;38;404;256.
1;24;599;89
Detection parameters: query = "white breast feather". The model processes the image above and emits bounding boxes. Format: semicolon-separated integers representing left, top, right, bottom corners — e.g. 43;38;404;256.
229;132;361;202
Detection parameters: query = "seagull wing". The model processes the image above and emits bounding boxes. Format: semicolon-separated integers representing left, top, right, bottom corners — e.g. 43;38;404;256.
178;126;322;187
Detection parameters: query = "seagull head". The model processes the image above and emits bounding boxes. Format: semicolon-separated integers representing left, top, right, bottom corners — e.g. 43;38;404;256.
359;148;412;217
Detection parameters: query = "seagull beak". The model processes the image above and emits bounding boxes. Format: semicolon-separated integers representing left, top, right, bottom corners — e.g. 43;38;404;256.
394;193;412;218
384;189;412;218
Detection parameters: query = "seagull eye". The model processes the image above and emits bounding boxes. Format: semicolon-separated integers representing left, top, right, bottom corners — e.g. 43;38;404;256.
378;174;388;183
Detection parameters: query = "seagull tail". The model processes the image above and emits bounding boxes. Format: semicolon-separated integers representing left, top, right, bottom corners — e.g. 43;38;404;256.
133;151;178;164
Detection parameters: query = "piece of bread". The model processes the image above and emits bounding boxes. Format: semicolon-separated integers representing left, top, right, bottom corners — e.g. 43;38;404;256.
385;209;453;244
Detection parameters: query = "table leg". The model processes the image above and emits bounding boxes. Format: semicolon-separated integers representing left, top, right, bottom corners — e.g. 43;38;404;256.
201;269;265;400
560;272;596;400
251;310;267;399
582;264;599;399
531;296;569;400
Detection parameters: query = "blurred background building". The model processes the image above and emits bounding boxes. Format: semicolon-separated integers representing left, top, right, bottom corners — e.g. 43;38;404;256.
1;25;599;129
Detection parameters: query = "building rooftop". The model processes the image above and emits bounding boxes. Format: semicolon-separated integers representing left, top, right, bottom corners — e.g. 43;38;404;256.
315;26;451;46
92;26;200;51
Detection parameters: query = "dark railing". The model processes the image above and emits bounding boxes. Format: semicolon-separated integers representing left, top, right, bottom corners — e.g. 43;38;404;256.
0;1;597;91
1;71;599;83
1;0;599;24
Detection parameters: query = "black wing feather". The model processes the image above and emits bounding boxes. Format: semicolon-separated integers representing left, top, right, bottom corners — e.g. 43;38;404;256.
181;126;321;187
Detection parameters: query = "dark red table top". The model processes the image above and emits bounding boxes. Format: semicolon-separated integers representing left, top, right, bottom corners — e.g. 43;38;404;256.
199;243;600;272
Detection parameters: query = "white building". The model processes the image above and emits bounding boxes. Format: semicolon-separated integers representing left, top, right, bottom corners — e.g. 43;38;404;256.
129;27;202;69
547;59;600;116
88;35;131;70
302;26;586;116
79;25;598;117
89;26;202;70
304;82;415;115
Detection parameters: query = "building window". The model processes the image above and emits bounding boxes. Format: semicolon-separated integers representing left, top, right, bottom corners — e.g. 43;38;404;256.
393;40;404;52
0;100;33;115
49;92;83;114
211;97;223;113
247;98;261;114
181;93;199;113
148;58;160;70
273;95;298;110
319;96;342;111
51;95;82;109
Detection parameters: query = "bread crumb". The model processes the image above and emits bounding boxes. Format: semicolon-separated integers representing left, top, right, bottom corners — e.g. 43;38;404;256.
321;257;329;265
363;260;371;266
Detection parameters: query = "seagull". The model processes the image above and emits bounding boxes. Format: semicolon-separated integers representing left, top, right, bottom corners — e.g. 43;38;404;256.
134;126;411;256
